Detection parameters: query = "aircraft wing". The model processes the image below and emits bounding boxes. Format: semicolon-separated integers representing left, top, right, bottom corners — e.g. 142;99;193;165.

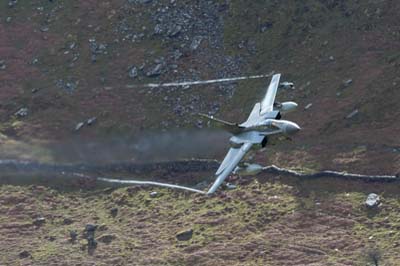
260;73;281;115
207;142;253;194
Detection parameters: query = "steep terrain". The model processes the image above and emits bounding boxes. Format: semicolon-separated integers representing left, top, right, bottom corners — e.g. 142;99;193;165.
1;0;400;265
0;0;399;173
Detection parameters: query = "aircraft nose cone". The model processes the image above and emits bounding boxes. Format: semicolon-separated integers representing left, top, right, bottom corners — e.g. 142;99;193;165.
286;123;301;134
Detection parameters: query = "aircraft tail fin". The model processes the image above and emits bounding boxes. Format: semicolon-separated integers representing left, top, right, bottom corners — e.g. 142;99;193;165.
198;113;243;134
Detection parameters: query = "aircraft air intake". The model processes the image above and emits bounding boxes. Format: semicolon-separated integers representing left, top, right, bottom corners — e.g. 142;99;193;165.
271;120;301;135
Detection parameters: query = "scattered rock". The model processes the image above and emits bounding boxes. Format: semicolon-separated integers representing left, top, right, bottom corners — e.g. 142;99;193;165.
194;180;208;190
176;228;193;241
343;79;353;87
63;218;74;225
149;191;158;198
259;21;273;32
6;17;12;23
154;24;163;35
146;63;163;77
8;0;18;8
0;60;6;70
233;163;263;176
225;183;237;190
31;88;40;93
279;81;294;89
69;230;78;243
167;24;182;37
19;250;31;259
15;108;28;117
86;117;97;126
40;26;49;32
346;109;359;119
33;217;46;226
75;122;85;131
329;55;335;61
128;66;138;79
304;103;313;110
47;236;56;242
98;224;108;231
97;234;116;244
365;193;380;208
56;79;78;93
190;36;203;51
110;207;118;217
172;49;183;60
84;224;98;250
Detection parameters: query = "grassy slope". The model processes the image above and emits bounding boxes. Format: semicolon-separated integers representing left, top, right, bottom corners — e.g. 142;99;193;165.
1;175;400;265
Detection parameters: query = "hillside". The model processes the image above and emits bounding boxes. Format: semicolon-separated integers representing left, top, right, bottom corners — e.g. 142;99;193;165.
0;0;400;265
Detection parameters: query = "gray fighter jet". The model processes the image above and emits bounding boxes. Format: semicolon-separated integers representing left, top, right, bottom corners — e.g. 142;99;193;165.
200;74;300;194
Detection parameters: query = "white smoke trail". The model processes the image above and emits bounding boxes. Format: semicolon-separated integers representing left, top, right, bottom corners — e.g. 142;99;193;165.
126;72;274;88
69;172;206;194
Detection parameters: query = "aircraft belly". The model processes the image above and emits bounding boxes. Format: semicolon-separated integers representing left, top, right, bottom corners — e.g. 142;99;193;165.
230;131;265;144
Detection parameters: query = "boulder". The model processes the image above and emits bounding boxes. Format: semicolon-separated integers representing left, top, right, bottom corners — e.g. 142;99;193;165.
176;228;193;241
365;193;380;208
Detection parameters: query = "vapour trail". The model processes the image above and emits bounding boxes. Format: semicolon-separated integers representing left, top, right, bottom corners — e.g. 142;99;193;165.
126;73;274;88
69;172;206;194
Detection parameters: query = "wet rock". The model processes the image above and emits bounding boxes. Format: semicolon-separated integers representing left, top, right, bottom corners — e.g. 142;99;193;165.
128;66;138;79
86;117;97;126
33;217;46;226
346;109;359;119
146;64;163;77
110;207;118;217
304;103;313;110
365;193;380;208
19;250;31;259
15;108;28;117
75;122;85;131
176;228;193;241
97;234;116;244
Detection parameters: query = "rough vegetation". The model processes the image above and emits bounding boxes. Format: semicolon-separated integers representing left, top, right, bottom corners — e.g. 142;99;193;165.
1;174;400;265
1;0;400;265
